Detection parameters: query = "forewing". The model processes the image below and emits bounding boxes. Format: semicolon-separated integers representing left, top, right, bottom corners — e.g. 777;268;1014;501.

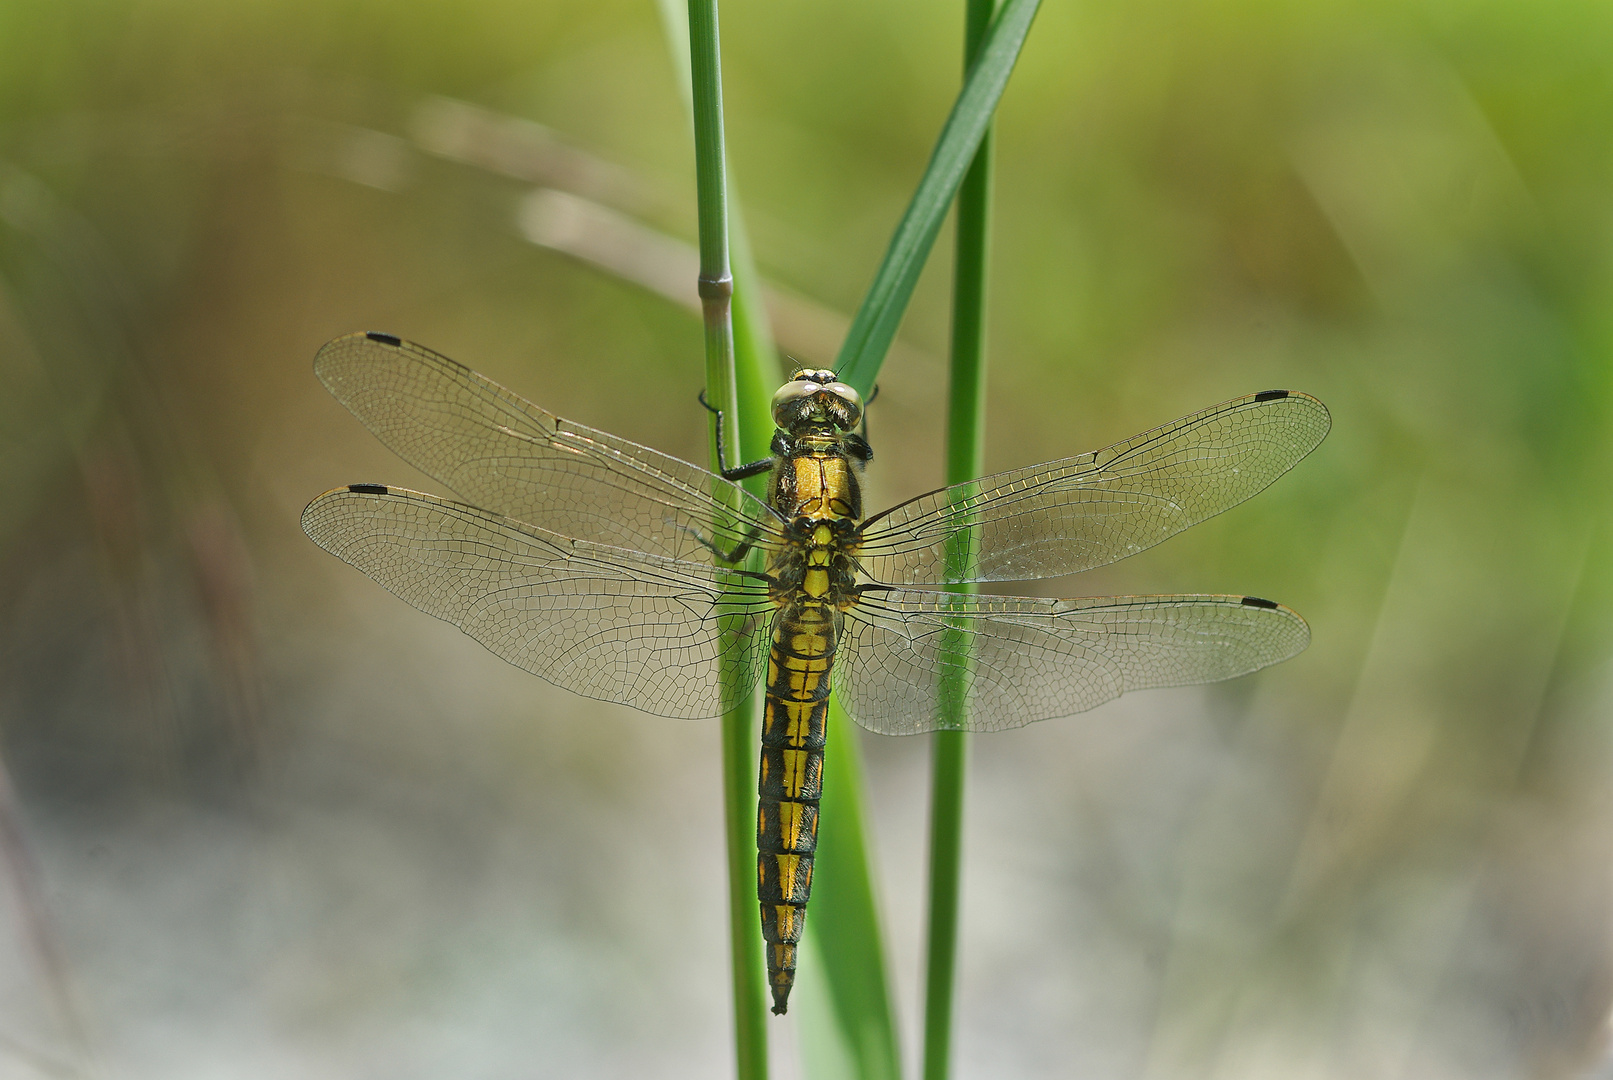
837;589;1309;735
314;332;780;561
856;390;1329;584
302;484;775;719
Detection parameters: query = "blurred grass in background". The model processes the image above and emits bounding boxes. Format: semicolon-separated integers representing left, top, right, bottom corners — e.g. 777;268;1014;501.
1;0;1612;1077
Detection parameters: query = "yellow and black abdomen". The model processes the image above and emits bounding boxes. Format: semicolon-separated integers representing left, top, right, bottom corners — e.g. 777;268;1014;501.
756;598;840;1015
755;442;863;1015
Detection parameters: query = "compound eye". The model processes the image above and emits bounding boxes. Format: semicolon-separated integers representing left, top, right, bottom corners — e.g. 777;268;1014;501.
824;381;863;427
824;382;862;409
771;379;819;425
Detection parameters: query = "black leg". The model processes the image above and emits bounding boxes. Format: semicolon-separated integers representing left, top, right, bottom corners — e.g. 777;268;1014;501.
693;519;768;565
860;383;880;442
698;389;775;481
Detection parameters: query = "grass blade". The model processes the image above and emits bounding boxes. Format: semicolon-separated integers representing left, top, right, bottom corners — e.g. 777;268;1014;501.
832;0;1040;394
802;701;903;1080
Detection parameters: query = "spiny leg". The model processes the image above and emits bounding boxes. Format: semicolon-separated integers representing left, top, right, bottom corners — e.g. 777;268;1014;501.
693;519;769;566
698;389;774;481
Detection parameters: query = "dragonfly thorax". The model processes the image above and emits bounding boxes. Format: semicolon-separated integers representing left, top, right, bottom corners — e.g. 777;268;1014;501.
767;426;866;611
769;434;866;525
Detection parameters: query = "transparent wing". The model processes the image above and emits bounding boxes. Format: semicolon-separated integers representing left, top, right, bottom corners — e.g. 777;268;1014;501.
836;588;1309;735
302;484;776;719
855;390;1329;584
314;332;781;562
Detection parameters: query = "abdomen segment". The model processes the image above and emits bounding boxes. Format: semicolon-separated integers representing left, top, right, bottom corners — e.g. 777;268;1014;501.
756;601;839;1015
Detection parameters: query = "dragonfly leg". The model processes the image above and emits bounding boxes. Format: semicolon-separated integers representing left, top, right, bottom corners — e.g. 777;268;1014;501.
858;382;880;444
698;389;775;481
694;519;767;565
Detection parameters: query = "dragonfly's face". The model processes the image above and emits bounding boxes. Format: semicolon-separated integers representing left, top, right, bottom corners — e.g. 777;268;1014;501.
771;370;863;433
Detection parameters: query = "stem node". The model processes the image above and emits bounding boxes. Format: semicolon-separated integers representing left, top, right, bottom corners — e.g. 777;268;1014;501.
699;273;735;300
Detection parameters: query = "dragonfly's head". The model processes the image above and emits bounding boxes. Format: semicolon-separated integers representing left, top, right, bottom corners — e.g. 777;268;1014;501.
772;369;862;432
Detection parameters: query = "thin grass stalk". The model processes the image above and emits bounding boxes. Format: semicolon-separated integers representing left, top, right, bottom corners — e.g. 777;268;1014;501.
653;0;779;459
686;1;770;1074
720;684;768;1080
660;4;899;1073
922;1;998;1076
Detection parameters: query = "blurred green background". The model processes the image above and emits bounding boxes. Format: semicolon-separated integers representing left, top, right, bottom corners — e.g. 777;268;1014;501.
2;0;1611;1077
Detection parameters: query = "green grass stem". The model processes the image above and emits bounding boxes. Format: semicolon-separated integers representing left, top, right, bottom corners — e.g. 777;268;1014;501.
921;729;968;1079
718;680;768;1080
923;2;998;1076
685;2;770;1075
674;4;898;1076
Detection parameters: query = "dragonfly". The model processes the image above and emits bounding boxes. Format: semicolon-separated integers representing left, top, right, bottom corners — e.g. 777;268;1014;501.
301;331;1330;1015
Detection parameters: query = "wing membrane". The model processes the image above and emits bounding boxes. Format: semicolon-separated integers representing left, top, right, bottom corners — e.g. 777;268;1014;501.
836;589;1309;735
302;484;775;719
314;332;780;562
856;391;1329;584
